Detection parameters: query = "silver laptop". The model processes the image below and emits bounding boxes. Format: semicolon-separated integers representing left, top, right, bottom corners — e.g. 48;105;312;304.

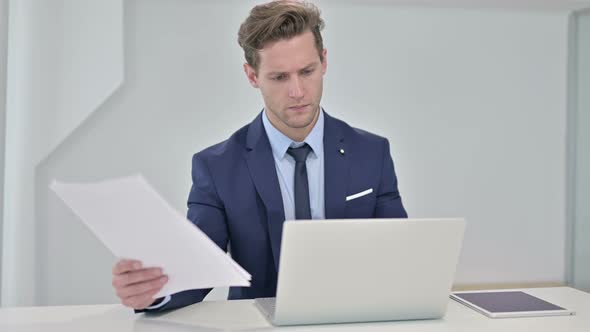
255;218;465;326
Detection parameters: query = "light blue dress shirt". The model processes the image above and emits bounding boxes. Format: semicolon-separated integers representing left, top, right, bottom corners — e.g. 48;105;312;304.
262;108;325;221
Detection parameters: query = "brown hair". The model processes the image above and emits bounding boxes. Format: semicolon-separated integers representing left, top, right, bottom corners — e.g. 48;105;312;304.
237;0;325;72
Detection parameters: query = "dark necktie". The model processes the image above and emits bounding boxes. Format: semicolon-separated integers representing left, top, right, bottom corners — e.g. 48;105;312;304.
287;144;312;219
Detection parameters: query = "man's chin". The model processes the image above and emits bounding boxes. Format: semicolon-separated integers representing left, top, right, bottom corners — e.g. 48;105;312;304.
285;107;318;125
285;117;317;130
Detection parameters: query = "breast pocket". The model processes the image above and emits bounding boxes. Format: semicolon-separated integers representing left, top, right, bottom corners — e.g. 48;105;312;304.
345;188;376;218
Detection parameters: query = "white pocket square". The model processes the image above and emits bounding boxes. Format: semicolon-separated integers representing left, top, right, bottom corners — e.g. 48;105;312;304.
346;188;373;202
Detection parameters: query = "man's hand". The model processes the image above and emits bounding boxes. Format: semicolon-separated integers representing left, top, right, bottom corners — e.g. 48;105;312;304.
112;259;168;309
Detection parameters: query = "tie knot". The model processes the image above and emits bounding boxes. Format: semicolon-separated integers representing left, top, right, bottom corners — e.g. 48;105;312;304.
287;143;312;163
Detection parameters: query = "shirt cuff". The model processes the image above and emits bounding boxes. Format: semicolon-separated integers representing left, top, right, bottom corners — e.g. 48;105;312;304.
145;295;171;310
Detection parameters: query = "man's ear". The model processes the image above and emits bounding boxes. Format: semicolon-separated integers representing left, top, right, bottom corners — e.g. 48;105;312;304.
321;48;327;75
243;63;259;88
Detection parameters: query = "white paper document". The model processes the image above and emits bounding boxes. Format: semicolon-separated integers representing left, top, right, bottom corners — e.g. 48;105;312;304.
50;174;251;299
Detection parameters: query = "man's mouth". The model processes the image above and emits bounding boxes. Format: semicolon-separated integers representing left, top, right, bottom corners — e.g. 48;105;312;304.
288;104;309;111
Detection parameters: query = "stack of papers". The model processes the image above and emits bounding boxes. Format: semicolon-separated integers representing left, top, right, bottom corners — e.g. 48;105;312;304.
50;174;251;298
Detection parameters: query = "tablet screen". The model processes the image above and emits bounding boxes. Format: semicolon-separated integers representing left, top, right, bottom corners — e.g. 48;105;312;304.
453;291;565;313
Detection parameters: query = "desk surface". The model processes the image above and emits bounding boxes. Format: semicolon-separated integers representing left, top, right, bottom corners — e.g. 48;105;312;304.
1;287;589;332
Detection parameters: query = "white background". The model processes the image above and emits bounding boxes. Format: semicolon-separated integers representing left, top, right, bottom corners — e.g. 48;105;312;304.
1;0;589;306
573;9;590;292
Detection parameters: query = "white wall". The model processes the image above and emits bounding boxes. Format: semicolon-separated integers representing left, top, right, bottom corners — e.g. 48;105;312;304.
2;0;123;306
573;9;590;291
0;0;9;300
323;5;569;287
2;0;582;305
2;0;50;306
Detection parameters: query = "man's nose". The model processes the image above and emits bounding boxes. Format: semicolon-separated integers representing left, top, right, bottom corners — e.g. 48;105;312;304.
288;77;304;99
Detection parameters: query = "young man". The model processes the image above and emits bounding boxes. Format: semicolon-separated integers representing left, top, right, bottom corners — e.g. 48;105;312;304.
111;0;407;312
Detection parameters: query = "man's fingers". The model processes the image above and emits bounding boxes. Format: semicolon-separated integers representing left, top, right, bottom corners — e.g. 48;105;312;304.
112;259;142;275
112;260;168;309
113;267;163;288
122;286;162;309
116;275;168;299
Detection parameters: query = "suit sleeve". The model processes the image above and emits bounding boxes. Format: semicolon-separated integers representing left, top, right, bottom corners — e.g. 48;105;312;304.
137;153;229;313
374;139;408;218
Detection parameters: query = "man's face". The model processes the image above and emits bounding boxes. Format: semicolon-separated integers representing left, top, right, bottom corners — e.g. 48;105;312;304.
244;30;327;137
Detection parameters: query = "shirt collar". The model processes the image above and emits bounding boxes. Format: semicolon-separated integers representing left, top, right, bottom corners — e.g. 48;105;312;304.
262;108;325;160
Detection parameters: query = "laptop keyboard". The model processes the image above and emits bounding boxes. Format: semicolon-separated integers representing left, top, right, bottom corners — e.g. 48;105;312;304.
254;297;277;321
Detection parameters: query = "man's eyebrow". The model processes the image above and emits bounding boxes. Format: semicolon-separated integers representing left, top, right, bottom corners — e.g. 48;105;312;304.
299;63;318;71
266;62;319;76
266;71;286;77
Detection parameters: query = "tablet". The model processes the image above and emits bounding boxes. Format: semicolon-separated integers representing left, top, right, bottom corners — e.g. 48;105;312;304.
451;290;576;318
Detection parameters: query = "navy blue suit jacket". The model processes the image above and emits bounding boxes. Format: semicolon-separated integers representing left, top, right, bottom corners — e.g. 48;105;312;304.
149;111;407;312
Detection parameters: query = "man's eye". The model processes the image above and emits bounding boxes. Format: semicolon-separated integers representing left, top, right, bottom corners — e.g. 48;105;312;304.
273;74;287;81
301;69;313;75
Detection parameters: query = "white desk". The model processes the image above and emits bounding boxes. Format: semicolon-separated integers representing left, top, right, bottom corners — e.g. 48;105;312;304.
1;287;589;332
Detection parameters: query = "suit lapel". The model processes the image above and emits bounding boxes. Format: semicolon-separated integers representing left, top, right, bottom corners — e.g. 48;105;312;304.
244;112;285;268
323;113;349;219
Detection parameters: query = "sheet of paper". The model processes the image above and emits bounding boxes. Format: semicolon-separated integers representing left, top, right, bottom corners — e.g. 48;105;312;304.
50;174;251;298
